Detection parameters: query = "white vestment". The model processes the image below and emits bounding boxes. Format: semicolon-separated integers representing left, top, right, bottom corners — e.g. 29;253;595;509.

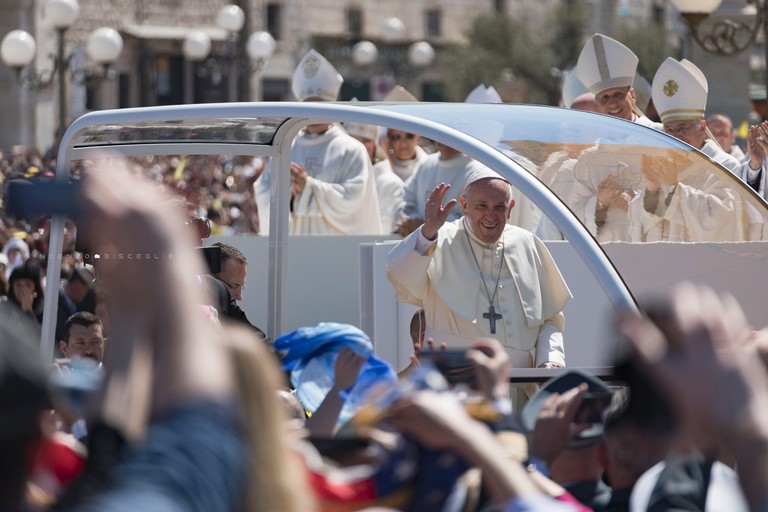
729;144;746;161
628;159;745;242
372;159;405;233
387;219;572;369
565;114;663;242
391;146;429;182
634;113;664;131
399;153;487;223
254;125;382;235
700;139;741;175
535;150;582;240
567;144;644;242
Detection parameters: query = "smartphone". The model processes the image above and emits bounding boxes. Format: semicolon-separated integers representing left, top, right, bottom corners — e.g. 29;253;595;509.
421;349;475;385
575;390;612;424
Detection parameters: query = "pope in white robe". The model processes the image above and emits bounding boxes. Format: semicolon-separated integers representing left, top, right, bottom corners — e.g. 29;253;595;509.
254;124;382;235
387;172;572;372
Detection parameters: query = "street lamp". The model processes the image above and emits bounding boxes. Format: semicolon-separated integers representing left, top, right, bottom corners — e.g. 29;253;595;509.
670;0;762;55
0;0;122;138
183;6;275;102
670;0;767;115
216;4;245;102
351;17;435;96
246;31;276;74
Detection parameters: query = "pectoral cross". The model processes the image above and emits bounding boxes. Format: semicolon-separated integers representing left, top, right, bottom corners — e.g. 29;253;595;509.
483;305;502;334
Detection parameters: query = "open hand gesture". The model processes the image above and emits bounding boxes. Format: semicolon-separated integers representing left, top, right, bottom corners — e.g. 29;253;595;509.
421;183;457;240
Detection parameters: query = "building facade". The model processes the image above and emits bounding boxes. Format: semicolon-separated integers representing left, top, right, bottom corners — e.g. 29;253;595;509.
0;0;700;154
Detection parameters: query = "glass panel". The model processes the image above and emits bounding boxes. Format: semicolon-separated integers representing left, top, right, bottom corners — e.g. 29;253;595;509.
372;103;768;243
71;116;286;147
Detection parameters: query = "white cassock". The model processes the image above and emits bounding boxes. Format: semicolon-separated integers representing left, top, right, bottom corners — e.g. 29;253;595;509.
387;218;572;369
391;146;429;182
254;124;382;235
566;144;644;242
700;139;741;175
372;158;404;233
628;160;745;242
399;153;487;223
535;151;581;241
634;114;664;131
504;151;542;232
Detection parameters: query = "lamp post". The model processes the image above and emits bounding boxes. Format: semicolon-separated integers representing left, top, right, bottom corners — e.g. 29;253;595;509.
216;4;245;102
183;22;274;102
670;0;768;116
350;17;435;98
0;0;122;138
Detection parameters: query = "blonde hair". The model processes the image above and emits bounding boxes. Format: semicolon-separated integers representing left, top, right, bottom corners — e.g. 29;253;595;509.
224;325;315;512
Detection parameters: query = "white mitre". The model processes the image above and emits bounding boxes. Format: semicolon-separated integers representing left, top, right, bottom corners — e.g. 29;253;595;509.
344;121;380;142
561;68;589;108
382;85;418;102
291;49;343;101
576;33;638;95
652;57;708;123
465;84;503;103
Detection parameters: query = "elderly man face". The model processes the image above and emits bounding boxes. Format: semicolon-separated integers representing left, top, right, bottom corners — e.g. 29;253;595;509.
595;86;636;121
708;117;735;152
664;119;706;150
459;178;515;245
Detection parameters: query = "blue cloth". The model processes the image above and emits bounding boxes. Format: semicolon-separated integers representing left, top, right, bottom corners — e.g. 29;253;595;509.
276;323;397;423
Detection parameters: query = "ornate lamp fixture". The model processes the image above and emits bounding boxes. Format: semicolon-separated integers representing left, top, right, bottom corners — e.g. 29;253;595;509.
670;0;765;55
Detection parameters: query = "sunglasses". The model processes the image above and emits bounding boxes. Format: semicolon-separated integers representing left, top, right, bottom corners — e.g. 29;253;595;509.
388;133;416;142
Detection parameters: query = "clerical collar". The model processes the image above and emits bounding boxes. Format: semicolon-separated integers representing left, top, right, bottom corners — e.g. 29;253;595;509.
462;218;501;250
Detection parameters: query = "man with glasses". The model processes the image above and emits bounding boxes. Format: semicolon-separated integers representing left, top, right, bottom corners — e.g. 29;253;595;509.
627;57;744;242
210;242;268;341
652;59;740;175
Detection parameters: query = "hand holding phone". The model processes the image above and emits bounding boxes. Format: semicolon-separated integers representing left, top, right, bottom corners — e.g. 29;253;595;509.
420;349;476;385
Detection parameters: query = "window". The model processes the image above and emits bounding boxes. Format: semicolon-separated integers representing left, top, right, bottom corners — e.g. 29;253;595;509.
267;3;281;40
426;9;441;39
347;7;362;38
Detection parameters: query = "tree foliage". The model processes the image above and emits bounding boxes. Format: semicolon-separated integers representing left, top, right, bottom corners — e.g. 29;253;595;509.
440;1;588;104
615;21;680;82
439;1;677;105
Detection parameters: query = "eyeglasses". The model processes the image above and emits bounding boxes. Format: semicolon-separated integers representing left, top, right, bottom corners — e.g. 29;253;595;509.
218;277;246;292
388;133;416;142
664;122;699;137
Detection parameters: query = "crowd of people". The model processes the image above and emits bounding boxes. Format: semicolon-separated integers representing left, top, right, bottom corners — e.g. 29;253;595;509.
4;33;768;512
3;159;768;512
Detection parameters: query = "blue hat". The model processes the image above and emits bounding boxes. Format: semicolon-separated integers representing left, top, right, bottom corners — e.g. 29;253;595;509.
276;323;397;424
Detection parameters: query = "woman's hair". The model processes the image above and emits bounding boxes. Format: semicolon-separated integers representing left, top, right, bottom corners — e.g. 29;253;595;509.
8;260;45;315
224;325;314;512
